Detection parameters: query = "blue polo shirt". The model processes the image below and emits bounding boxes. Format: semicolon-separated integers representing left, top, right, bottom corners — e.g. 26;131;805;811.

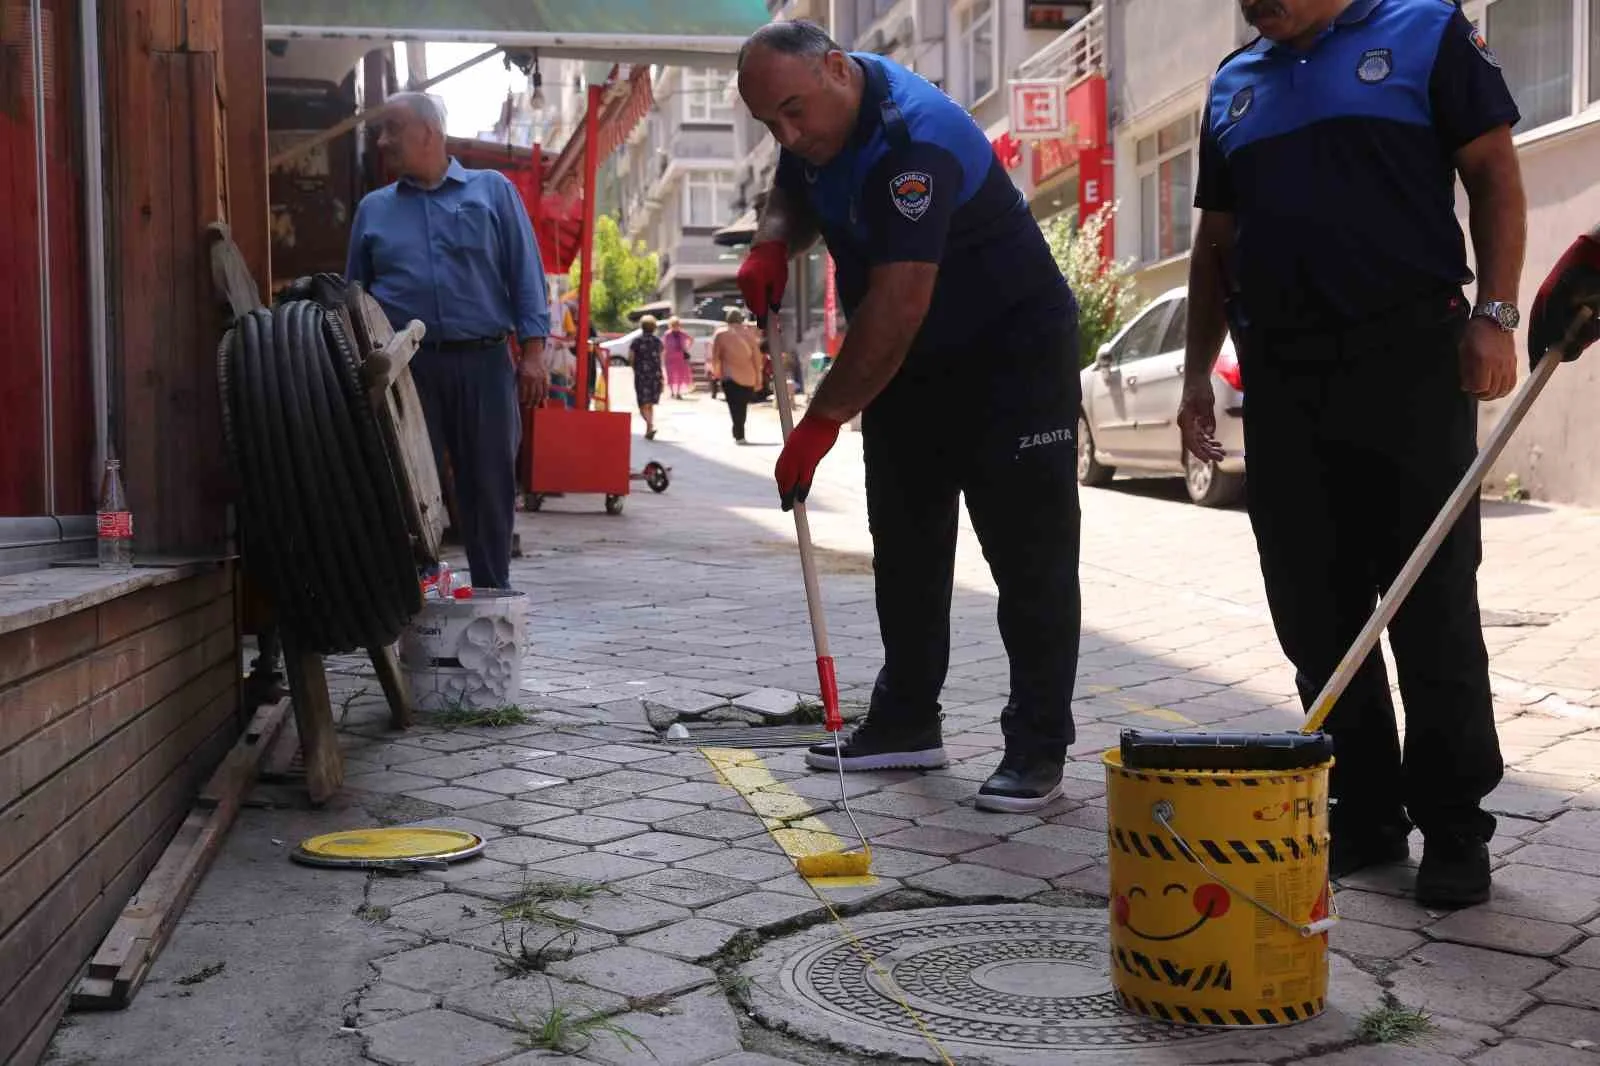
346;158;550;343
1197;0;1520;332
775;53;1073;359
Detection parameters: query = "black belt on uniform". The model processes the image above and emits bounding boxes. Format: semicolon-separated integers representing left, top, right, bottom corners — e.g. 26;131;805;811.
420;333;509;353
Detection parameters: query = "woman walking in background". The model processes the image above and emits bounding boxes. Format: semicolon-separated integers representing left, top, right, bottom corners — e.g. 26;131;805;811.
710;308;763;444
663;316;694;399
629;315;665;440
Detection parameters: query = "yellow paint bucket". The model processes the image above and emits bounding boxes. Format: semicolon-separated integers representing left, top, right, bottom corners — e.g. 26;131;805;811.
1102;742;1336;1028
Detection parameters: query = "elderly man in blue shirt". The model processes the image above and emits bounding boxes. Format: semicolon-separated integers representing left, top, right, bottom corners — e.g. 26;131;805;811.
346;92;549;591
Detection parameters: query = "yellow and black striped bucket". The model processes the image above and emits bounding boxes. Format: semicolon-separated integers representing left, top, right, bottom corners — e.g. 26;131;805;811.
1102;746;1335;1027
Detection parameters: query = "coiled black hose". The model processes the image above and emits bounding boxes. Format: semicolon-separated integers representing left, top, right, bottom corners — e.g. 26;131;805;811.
218;284;422;655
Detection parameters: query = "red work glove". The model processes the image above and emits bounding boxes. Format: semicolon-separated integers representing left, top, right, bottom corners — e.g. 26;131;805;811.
737;240;789;328
775;413;841;511
1529;227;1600;369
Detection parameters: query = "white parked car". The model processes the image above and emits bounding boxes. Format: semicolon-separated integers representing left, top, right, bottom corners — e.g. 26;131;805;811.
1077;287;1246;507
602;317;725;377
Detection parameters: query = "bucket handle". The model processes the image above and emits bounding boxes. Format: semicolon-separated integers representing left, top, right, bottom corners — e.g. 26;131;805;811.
1152;801;1339;939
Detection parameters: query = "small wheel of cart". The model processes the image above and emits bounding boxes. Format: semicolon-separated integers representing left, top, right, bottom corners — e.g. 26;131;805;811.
605;494;625;515
526;493;545;512
642;461;670;493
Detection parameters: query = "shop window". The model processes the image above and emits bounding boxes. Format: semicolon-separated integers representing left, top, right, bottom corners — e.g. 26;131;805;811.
682;172;736;228
1471;0;1600;132
0;0;94;521
958;0;996;106
1135;113;1196;264
682;68;734;125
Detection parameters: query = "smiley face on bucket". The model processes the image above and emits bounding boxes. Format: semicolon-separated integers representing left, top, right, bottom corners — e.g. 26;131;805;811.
1113;881;1232;941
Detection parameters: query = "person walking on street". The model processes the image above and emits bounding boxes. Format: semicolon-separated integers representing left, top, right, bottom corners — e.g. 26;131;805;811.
663;316;694;399
346;92;548;592
710;307;765;444
1179;0;1526;907
736;21;1083;812
630;315;665;440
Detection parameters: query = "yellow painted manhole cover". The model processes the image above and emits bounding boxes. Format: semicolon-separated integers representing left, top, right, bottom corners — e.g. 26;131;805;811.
290;827;485;869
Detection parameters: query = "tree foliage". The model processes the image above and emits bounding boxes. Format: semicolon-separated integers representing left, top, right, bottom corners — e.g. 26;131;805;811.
566;215;660;332
1042;202;1142;369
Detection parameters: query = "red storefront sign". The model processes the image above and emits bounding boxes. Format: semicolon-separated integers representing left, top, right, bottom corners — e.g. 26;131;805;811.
1010;79;1068;137
1029;74;1108;187
823;254;841;356
1078;146;1113;261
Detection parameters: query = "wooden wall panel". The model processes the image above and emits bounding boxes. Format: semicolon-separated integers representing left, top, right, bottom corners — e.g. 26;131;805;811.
0;566;239;1066
220;0;268;301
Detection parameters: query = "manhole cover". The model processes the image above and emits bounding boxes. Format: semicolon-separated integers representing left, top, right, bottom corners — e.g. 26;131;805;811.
741;905;1248;1064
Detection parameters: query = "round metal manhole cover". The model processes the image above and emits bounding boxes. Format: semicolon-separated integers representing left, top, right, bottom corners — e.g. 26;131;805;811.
741;905;1238;1064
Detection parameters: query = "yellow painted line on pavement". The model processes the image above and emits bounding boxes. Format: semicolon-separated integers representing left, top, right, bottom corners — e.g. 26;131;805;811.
699;747;876;886
1084;684;1195;725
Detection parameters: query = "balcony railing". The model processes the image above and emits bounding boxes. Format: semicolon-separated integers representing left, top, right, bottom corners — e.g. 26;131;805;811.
1015;5;1105;85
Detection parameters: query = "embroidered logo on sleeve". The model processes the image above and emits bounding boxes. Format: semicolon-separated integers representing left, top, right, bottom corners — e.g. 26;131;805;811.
1469;25;1501;68
889;171;932;221
1227;86;1254;122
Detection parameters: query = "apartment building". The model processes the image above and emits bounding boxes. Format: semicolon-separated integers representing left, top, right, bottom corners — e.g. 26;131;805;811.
616;66;743;314
1103;0;1600;505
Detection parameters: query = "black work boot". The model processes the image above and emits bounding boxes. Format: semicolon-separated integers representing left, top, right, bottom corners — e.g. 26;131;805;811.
977;751;1065;813
805;717;947;772
1415;832;1491;909
1328;821;1411;880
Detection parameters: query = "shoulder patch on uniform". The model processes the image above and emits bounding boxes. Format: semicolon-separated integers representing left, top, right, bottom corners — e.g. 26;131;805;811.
1228;86;1254;122
889;170;932;221
1468;24;1500;68
1356;48;1392;84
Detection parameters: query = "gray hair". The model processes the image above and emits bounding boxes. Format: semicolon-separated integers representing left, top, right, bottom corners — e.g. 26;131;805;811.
387;91;448;132
737;20;841;71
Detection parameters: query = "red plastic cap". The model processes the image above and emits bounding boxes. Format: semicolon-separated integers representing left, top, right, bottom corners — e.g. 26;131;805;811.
452;587;475;599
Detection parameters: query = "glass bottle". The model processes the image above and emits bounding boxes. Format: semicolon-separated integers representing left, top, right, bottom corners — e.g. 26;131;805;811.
97;458;134;571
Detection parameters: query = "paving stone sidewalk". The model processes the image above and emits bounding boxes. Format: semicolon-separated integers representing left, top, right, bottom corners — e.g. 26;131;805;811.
48;381;1600;1066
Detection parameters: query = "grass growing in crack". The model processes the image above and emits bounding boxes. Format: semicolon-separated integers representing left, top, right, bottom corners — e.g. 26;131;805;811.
499;881;609;921
718;972;755;1005
429;701;534;728
514;992;644;1055
498;920;579;975
1358;996;1432;1044
353;903;391;924
791;699;825;724
176;962;225;986
336;687;373;725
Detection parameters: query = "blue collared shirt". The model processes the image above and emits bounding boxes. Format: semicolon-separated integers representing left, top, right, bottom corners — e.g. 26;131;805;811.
345;158;549;343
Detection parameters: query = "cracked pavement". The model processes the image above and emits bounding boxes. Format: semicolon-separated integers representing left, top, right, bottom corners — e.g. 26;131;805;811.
46;377;1600;1065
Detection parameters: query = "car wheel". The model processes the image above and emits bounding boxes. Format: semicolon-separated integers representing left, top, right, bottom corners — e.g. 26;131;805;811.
1184;451;1244;507
1076;415;1115;487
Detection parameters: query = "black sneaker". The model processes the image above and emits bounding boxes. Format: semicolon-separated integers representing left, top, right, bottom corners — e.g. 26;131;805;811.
805;718;947;772
977;752;1065;813
1416;832;1491;909
1328;824;1410;880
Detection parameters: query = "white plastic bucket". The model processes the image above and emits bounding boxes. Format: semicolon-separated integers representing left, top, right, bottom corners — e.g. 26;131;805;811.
399;589;528;712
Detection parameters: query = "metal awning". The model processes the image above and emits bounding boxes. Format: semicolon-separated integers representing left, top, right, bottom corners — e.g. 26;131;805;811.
712;209;758;248
264;0;770;67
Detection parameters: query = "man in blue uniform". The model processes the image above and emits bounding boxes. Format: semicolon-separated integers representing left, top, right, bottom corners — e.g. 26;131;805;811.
735;21;1082;812
346;92;549;591
1179;0;1526;906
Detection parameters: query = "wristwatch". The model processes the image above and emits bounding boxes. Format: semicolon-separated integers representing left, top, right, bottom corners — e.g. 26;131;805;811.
1472;300;1521;331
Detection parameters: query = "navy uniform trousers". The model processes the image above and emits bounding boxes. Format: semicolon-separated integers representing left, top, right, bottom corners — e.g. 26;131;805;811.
1237;294;1501;841
861;317;1083;761
411;343;521;591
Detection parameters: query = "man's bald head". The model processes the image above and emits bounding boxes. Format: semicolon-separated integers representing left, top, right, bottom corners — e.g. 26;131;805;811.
737;20;862;167
377;91;450;185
